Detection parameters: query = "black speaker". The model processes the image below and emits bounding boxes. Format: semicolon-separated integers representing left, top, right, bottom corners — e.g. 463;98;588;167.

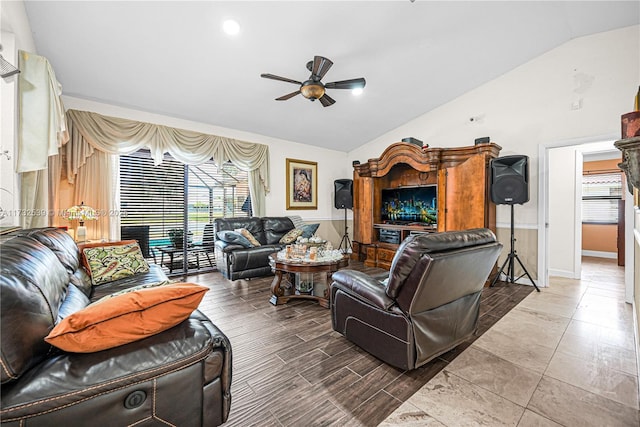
402;137;423;147
490;155;529;205
334;179;353;209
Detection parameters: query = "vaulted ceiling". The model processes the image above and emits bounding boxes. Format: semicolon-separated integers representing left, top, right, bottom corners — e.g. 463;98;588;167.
19;1;640;152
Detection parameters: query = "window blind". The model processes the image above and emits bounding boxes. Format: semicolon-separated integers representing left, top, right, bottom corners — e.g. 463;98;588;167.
120;150;250;246
581;171;622;224
120;151;185;243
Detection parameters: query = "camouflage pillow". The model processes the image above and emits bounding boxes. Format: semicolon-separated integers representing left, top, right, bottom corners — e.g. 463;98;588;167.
82;242;150;286
235;228;261;246
279;228;303;244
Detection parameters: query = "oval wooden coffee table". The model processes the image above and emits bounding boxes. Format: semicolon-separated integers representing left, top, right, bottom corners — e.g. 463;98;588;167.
268;253;349;308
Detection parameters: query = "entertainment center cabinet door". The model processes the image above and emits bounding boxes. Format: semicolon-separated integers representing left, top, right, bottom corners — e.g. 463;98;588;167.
363;244;395;270
443;154;492;231
353;176;374;244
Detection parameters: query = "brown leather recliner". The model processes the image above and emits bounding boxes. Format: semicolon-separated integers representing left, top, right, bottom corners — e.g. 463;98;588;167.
331;228;502;370
1;228;231;426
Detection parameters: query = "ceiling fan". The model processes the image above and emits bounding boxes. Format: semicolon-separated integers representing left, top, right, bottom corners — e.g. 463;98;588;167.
260;55;366;107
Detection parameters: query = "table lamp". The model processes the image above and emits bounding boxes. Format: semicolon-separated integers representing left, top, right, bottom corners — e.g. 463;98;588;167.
66;202;97;242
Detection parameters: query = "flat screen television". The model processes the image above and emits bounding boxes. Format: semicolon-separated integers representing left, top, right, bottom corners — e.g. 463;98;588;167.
380;185;437;225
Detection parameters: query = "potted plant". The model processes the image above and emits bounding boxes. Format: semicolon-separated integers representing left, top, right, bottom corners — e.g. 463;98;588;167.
168;228;192;248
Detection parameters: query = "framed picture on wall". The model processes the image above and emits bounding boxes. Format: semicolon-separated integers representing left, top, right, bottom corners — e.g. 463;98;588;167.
286;158;317;210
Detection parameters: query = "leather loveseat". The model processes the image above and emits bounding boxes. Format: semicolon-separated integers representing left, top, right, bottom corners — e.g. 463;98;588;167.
0;228;232;426
331;228;502;370
214;217;295;281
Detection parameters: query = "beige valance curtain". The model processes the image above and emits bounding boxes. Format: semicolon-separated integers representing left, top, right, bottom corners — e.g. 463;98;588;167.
65;109;270;216
49;118;118;241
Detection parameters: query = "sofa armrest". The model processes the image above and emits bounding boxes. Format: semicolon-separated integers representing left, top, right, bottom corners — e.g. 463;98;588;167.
228;245;281;270
214;240;245;253
331;270;395;310
0;311;231;425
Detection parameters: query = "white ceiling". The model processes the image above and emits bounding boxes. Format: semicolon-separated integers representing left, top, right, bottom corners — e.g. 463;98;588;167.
19;1;640;152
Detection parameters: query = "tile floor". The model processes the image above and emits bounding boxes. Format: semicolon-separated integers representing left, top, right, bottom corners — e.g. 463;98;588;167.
379;257;640;426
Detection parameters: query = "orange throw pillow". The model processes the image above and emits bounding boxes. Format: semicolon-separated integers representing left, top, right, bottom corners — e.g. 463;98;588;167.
45;282;208;353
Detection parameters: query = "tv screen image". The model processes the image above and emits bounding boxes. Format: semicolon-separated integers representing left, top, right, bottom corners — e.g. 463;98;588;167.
381;185;437;225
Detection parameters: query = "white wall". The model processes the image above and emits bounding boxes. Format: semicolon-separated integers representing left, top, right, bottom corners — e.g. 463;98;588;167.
62;97;353;223
349;25;640;232
0;1;37;53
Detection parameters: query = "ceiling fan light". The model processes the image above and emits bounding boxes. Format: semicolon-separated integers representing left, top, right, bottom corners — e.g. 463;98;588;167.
300;83;325;100
352;87;363;96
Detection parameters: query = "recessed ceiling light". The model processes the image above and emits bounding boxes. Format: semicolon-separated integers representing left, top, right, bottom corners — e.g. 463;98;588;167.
222;19;240;36
352;88;363;96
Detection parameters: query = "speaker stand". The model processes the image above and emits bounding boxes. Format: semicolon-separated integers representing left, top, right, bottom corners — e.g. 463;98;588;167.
490;204;540;292
338;208;352;254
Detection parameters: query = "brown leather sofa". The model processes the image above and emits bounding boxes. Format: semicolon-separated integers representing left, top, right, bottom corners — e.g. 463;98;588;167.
214;217;295;280
0;228;232;426
330;228;502;370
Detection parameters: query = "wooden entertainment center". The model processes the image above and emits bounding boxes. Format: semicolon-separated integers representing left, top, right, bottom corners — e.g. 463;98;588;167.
352;141;502;269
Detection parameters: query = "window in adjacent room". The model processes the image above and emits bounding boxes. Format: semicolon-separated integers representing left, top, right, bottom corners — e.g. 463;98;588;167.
581;171;623;224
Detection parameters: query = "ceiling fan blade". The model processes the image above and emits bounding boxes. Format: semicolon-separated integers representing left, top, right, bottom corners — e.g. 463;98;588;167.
312;56;333;79
318;93;336;107
276;90;301;101
261;73;302;85
324;78;366;90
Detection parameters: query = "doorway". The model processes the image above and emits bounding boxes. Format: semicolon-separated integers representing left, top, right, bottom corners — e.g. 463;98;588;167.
582;152;625;265
539;135;634;303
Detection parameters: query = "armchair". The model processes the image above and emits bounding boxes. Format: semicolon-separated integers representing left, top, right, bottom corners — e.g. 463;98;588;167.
330;228;502;370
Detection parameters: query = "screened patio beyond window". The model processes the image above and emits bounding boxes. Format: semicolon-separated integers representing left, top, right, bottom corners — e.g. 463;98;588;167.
119;149;251;276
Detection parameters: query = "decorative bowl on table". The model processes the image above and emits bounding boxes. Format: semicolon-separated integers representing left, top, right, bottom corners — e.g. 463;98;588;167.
296;236;327;248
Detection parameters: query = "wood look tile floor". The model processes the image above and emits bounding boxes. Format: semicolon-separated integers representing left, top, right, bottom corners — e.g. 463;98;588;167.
190;260;535;426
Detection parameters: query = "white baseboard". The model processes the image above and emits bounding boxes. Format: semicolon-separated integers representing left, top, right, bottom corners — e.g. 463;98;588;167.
581;250;617;259
548;268;580;279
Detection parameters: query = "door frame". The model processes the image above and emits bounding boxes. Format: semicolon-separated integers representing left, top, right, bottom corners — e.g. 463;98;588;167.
538;133;631;298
